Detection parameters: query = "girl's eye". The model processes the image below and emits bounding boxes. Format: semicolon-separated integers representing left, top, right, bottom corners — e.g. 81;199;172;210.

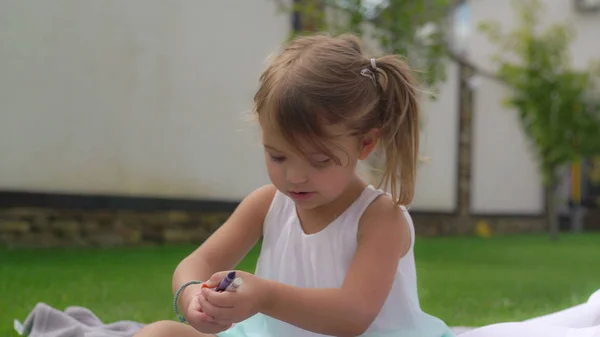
311;157;331;167
270;154;285;162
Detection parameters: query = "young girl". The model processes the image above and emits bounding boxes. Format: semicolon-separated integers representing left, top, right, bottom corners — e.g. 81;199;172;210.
134;34;600;337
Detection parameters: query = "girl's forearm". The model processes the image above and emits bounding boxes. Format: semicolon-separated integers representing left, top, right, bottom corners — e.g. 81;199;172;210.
260;280;374;337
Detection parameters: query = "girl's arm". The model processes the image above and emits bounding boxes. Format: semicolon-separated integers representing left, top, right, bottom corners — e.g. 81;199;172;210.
260;194;412;337
174;184;276;311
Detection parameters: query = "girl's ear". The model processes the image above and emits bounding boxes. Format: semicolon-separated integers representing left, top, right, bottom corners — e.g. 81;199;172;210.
359;129;380;160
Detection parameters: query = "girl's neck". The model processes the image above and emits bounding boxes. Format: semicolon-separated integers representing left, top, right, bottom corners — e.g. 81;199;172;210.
296;176;368;235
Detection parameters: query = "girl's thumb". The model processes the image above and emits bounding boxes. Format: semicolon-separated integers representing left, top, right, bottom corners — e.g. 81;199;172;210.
206;271;228;287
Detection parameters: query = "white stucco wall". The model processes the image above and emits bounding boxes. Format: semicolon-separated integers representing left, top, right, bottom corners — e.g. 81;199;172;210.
410;63;460;212
0;0;289;201
0;0;460;211
466;0;600;214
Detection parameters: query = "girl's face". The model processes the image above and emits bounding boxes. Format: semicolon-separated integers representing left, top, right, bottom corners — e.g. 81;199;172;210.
259;116;375;210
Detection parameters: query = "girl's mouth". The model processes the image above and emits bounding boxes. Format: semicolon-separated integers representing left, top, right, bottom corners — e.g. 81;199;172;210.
289;191;315;200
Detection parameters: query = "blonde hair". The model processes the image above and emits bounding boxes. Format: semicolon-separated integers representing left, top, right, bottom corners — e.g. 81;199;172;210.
253;33;420;206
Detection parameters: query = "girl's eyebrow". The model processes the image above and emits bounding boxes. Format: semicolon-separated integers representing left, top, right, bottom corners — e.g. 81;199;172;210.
263;144;283;152
264;143;328;156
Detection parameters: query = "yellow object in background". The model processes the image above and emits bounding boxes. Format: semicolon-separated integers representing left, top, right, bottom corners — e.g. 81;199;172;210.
475;220;492;238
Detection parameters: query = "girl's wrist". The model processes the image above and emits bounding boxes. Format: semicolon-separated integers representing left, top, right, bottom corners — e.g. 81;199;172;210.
177;283;205;312
256;277;277;313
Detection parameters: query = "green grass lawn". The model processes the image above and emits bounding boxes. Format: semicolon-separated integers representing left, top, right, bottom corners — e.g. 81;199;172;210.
1;233;599;336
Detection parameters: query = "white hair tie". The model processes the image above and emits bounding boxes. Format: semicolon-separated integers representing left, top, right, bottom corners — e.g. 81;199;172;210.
360;57;378;81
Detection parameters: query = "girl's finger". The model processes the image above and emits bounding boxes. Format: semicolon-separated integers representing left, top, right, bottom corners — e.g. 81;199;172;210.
199;293;230;320
198;311;216;322
199;313;231;327
201;288;236;308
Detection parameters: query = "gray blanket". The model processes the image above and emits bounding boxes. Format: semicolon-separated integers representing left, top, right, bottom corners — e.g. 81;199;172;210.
15;302;145;337
15;302;474;336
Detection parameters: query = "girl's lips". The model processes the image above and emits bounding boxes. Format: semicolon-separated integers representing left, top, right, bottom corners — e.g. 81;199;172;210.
289;191;315;200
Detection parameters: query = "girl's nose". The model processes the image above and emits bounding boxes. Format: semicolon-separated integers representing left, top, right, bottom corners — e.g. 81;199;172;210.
285;166;308;184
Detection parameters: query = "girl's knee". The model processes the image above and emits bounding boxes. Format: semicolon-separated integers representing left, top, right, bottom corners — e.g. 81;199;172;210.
134;320;209;337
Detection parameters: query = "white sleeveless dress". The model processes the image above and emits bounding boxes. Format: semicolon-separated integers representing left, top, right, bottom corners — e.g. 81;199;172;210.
216;185;600;337
217;184;455;337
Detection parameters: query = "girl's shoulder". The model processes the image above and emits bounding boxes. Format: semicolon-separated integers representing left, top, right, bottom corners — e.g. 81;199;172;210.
239;184;279;211
357;192;412;258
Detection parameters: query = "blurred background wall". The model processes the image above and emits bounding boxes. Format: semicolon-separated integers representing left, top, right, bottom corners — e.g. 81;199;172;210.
1;0;598;247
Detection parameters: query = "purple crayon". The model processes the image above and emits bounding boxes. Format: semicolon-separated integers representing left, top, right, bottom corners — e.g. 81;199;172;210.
215;271;236;292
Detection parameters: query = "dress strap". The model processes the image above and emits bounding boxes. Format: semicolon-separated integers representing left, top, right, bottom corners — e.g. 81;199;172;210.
349;185;386;218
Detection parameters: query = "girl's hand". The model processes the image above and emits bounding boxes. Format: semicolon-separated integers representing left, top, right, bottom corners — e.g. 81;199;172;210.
184;285;233;333
198;270;269;325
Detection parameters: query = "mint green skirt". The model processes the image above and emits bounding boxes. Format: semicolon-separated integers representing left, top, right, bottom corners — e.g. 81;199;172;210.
217;313;455;337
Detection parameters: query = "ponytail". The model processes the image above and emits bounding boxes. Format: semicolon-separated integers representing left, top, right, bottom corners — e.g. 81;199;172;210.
372;56;420;206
